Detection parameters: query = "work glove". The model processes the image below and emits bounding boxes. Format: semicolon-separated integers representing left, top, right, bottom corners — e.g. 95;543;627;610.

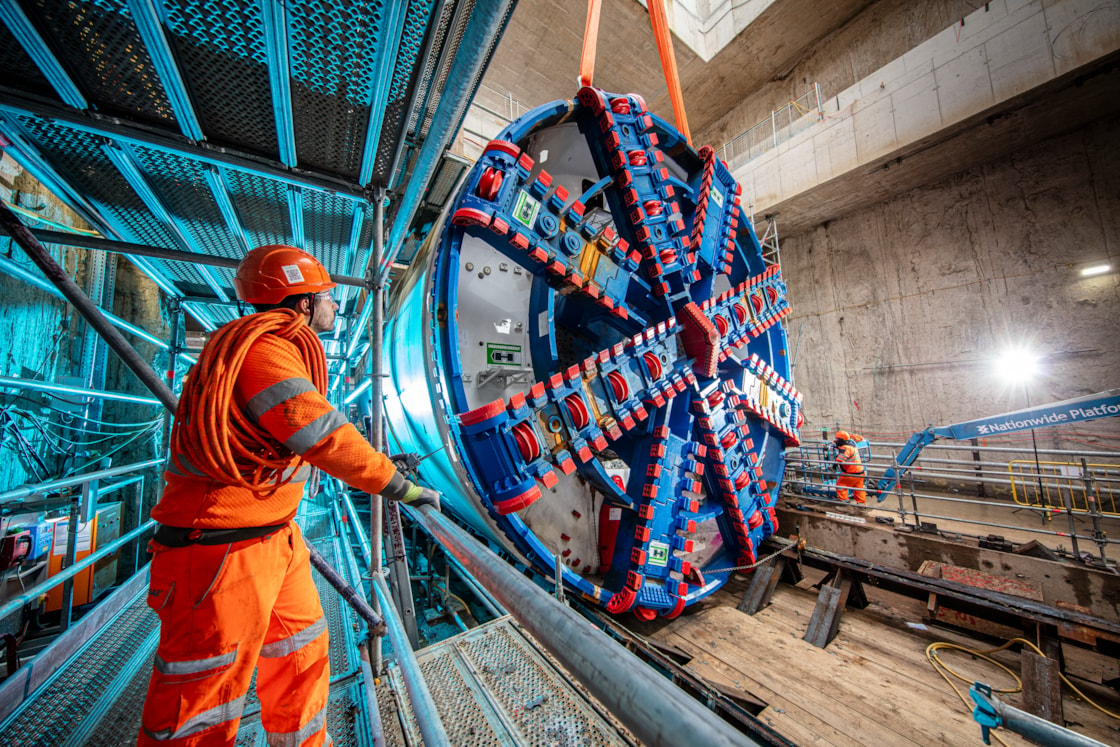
382;471;441;511
387;451;421;477
402;482;441;511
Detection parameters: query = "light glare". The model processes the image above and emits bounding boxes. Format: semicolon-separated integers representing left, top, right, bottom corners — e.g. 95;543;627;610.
994;346;1040;385
1080;263;1111;277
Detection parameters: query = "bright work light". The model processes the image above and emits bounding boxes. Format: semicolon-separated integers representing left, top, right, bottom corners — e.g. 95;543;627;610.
1080;263;1111;277
993;345;1040;385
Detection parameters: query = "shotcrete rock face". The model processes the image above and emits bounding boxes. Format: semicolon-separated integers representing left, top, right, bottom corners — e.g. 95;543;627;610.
383;88;802;618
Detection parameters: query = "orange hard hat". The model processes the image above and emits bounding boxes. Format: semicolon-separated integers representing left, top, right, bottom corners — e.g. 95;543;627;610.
834;430;850;441
234;245;336;305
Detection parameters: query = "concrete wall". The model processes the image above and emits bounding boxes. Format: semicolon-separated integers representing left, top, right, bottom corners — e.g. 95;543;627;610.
734;0;1120;231
780;114;1120;446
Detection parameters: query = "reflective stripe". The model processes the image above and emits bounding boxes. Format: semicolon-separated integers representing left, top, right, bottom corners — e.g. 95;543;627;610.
246;377;317;420
265;706;327;747
280;463;313;482
155;647;238;676
259;616;327;659
166;453;207;478
143;693;246;741
284;410;347;454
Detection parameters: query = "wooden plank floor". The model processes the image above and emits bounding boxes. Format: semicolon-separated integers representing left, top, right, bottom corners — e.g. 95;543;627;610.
631;577;1120;746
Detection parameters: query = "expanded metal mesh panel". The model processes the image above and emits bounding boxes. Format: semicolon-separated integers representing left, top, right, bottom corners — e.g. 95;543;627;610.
289;0;386;178
161;0;278;159
425;158;466;208
369;0;435;186
417;648;503;746
375;678;408;747
25;0;177;125
234;678;364;747
309;540;359;677
0;590;159;745
81;646;159;746
300;507;335;542
417;0;474;140
128;146;245;260
401;619;633;747
224;169;292;249
324;677;365;747
303;189;358;277
0;23;58;101
13;116;185;252
455;624;629;746
403;0;455;138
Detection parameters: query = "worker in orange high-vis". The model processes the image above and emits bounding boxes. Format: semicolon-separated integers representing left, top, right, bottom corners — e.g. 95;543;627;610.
138;245;439;746
833;430;867;504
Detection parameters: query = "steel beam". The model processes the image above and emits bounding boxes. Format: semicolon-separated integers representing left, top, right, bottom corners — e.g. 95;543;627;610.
287;185;304;249
792;541;1120;638
202;166;252;255
386;0;452;191
358;0;407;186
100;143;230;302
261;0;296;167
11;228;368;289
0;2;86;108
382;0;516;281
125;0;204;140
0;97;368;199
409;505;760;747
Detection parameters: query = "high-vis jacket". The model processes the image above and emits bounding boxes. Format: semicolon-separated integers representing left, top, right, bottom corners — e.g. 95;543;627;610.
153;327;398;529
142;311;394;746
836;444;865;475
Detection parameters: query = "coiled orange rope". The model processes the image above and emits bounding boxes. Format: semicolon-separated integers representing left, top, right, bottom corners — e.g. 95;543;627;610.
171;309;327;493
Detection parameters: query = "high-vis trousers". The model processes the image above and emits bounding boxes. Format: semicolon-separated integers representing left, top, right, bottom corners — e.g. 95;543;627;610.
836;474;867;504
139;523;331;746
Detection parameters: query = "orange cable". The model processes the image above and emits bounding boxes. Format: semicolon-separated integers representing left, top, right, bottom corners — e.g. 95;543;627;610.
579;0;603;87
648;0;691;145
172;309;327;493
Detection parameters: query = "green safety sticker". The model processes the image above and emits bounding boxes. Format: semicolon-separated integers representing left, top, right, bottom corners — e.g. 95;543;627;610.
486;342;522;367
710;186;724;209
648;541;670;567
511;190;540;228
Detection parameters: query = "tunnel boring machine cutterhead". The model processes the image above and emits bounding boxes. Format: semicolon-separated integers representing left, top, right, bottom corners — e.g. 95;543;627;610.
382;88;802;618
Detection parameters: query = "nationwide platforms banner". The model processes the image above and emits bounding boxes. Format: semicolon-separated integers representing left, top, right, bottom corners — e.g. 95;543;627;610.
942;389;1120;440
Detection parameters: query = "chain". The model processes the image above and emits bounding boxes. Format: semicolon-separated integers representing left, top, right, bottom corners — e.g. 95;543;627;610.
704;536;804;575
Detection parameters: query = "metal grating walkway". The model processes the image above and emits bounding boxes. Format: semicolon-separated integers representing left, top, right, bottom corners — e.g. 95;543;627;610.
387;617;639;747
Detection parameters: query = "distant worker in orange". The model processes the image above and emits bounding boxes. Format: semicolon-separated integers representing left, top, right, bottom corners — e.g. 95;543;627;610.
139;245;439;746
833;430;867;504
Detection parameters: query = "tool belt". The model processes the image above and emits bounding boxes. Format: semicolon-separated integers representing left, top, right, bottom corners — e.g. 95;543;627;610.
154;522;289;547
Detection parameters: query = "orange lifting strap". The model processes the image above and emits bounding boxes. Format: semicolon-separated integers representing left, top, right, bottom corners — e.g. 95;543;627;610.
579;0;602;87
580;0;692;145
647;0;692;145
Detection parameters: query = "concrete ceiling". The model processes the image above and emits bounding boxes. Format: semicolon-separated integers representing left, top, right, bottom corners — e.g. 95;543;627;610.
483;0;872;142
760;56;1120;237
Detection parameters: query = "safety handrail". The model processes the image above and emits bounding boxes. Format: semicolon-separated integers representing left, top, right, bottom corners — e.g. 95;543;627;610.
0;518;155;621
0;457;165;503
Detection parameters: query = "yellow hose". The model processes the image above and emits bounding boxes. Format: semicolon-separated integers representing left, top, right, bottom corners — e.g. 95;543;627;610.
926;635;1120;745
